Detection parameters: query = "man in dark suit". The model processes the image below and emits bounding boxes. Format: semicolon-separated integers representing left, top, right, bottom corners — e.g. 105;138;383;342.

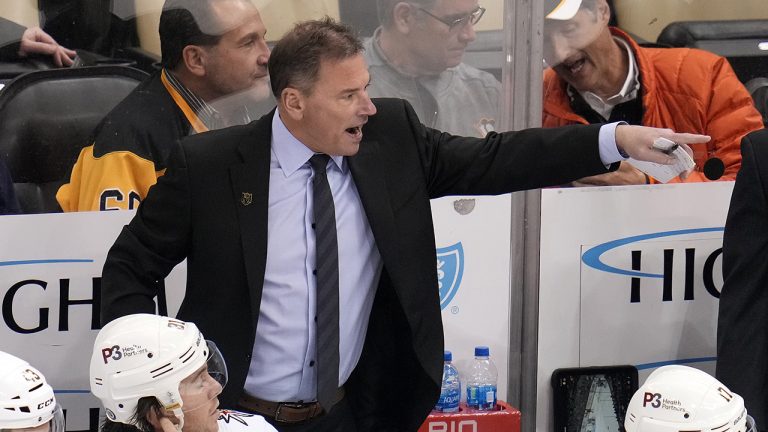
717;129;768;432
101;16;709;432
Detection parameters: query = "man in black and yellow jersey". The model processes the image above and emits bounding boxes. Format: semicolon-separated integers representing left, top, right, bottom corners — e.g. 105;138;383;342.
57;0;271;211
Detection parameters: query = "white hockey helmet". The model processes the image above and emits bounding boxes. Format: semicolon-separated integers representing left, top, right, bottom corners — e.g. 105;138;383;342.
625;365;755;432
0;351;64;432
89;314;227;428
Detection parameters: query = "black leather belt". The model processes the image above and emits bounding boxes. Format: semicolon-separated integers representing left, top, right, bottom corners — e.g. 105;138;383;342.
237;388;345;424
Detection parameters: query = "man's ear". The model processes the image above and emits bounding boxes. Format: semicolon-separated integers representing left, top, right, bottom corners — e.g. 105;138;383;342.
393;2;417;34
596;0;612;26
279;87;305;121
181;45;207;77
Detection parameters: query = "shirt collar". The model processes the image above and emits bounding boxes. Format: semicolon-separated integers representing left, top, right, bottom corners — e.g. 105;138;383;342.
163;69;224;129
271;110;346;177
572;36;640;116
371;27;416;78
367;28;387;68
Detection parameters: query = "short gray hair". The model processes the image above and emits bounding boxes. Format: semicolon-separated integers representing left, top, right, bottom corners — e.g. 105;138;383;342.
376;0;438;27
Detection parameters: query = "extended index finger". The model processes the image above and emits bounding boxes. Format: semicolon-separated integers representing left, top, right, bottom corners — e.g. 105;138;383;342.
668;133;711;145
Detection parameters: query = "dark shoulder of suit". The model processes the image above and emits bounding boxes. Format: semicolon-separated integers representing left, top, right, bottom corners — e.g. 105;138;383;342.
90;71;191;171
0;17;26;61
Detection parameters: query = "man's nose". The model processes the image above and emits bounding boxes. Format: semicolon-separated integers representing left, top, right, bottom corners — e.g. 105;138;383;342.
257;42;270;66
458;20;477;43
208;375;223;396
360;94;377;116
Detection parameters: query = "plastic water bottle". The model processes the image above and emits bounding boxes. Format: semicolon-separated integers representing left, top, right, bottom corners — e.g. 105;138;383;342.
465;346;497;411
434;351;461;412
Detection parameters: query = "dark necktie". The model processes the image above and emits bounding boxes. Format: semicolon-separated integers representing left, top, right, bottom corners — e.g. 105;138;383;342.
309;154;340;411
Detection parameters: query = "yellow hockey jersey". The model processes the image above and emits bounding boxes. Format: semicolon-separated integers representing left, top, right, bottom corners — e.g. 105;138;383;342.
57;70;207;211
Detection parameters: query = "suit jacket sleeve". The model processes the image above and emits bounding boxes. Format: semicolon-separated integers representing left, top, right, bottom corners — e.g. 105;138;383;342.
0;17;25;61
100;140;192;324
716;131;768;431
397;99;613;198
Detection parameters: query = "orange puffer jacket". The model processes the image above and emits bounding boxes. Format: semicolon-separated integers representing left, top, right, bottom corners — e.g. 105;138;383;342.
543;27;763;182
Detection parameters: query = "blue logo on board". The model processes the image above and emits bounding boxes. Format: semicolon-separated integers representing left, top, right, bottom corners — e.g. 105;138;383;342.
437;243;464;310
0;259;93;268
581;228;723;278
581;227;725;303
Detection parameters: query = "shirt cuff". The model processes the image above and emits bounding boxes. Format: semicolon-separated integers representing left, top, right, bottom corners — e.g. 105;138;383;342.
598;122;628;165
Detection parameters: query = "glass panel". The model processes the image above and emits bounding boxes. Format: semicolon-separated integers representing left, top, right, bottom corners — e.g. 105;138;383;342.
539;0;767;186
0;0;509;214
614;0;768;43
352;0;503;137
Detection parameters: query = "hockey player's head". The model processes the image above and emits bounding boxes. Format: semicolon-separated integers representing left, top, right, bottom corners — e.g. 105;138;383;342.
90;314;227;432
625;365;755;432
0;351;64;432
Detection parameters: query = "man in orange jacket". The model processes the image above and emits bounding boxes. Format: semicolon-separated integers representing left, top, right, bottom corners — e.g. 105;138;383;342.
542;0;762;185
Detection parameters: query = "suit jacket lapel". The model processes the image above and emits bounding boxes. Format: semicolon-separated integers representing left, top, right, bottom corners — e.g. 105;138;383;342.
230;114;272;332
348;139;399;266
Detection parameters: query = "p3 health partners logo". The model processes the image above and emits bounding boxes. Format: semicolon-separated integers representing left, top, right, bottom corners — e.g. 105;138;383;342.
437;242;464;313
581;228;724;303
640;387;735;415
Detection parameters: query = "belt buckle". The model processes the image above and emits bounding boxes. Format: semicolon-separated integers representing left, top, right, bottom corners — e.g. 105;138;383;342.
274;402;313;424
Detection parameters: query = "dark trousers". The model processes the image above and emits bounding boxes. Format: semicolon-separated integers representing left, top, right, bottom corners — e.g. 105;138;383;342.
240;396;357;432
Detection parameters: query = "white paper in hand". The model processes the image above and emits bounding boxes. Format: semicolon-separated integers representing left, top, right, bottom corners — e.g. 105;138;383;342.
626;138;696;183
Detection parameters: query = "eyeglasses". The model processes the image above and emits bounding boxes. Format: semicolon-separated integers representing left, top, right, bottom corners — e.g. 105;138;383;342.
414;5;486;31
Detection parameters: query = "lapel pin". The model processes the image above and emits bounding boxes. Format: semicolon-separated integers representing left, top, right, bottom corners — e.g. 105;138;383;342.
241;192;253;206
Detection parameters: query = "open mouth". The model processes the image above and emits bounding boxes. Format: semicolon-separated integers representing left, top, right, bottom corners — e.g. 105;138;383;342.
562;57;586;75
345;126;362;138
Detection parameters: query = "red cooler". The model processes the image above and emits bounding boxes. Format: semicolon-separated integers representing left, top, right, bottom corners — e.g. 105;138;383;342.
418;400;521;432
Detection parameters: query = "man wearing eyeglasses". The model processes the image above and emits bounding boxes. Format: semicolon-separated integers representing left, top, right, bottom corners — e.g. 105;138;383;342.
364;0;499;137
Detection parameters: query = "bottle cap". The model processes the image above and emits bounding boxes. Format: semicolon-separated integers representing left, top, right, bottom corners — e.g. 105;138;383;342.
475;346;490;357
444;350;452;361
